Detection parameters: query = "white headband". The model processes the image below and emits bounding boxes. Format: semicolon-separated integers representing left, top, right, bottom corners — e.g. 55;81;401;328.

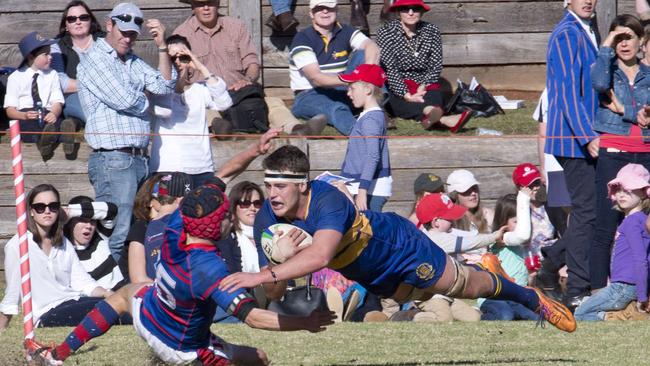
264;170;309;184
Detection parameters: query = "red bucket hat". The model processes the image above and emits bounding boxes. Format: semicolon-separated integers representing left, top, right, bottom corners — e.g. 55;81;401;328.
389;0;431;12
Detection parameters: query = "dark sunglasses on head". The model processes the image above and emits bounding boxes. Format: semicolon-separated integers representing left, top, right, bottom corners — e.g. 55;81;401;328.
32;202;61;214
398;6;423;13
238;199;263;209
171;54;192;64
66;14;91;23
112;14;144;26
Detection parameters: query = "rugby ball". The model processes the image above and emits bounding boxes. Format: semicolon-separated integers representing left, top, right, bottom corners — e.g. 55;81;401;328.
260;223;313;265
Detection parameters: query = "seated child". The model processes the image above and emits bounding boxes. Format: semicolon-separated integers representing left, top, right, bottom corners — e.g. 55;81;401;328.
575;164;650;321
3;32;71;159
64;197;126;291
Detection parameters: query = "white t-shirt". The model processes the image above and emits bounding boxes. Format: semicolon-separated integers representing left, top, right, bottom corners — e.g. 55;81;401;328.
3;67;65;110
0;232;99;325
149;79;233;174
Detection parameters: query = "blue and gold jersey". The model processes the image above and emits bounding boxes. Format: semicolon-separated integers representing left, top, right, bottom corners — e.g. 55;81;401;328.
254;181;447;297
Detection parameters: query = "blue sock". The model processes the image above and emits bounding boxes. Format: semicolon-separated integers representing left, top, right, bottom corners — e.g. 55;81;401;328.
486;272;540;311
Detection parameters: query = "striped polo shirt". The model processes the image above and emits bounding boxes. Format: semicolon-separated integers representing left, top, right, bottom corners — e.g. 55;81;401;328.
289;23;368;91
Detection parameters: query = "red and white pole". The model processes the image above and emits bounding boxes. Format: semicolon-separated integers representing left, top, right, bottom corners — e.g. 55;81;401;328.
9;120;35;340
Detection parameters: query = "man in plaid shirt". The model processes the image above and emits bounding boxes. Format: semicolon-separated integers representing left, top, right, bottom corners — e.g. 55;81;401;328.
78;2;175;261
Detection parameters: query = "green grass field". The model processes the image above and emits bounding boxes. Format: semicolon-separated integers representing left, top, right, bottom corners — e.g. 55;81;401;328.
2;315;650;365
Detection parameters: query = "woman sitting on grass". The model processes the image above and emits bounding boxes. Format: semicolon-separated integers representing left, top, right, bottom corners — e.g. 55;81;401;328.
0;184;117;329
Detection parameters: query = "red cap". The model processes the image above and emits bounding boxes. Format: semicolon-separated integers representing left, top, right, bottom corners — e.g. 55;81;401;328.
339;64;387;87
389;0;431;12
512;163;541;187
415;193;467;227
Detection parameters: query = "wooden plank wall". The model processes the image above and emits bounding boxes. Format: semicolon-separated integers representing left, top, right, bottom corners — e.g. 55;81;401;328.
0;0;630;98
0;137;538;277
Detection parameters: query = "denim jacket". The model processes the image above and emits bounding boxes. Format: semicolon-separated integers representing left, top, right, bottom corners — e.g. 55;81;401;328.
591;47;650;139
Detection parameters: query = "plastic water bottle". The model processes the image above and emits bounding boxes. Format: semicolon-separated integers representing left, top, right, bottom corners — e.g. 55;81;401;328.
524;251;541;273
35;101;44;128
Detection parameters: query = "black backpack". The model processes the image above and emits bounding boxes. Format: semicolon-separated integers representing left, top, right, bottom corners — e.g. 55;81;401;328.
223;84;269;133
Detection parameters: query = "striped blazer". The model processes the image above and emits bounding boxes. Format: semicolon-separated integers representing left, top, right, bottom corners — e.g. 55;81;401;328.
545;11;599;158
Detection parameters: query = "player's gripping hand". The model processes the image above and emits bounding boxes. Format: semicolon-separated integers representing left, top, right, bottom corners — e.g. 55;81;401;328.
301;309;337;333
273;228;309;262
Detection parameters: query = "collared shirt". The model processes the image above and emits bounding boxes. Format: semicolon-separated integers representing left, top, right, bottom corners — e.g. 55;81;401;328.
377;19;443;97
567;9;598;49
289;23;368;91
78;38;175;150
173;15;259;87
3;67;64;110
0;232;99;326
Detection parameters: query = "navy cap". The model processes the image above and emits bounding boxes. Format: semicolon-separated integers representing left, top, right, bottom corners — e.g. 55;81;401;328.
18;32;55;66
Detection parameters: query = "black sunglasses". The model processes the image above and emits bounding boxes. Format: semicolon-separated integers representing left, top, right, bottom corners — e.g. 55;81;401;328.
171;54;192;64
238;199;263;209
398;6;423;13
112;14;144;26
32;202;61;214
66;14;91;23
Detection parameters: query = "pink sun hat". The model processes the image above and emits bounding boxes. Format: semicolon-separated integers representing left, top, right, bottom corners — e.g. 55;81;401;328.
607;163;650;200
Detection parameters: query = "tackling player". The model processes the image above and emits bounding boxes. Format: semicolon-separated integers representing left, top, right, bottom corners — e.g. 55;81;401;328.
27;184;335;365
220;145;577;333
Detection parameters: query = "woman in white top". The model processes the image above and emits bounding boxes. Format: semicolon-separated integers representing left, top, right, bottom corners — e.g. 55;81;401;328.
214;181;282;322
149;34;233;188
0;184;116;328
446;169;495;264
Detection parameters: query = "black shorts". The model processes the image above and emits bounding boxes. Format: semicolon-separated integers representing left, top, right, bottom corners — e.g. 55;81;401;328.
385;90;443;120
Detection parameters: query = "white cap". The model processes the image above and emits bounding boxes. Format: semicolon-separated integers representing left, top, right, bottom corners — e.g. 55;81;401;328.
446;169;480;194
310;0;337;10
109;2;143;34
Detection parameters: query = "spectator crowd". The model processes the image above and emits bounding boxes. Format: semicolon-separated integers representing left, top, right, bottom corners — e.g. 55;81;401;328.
2;0;650;364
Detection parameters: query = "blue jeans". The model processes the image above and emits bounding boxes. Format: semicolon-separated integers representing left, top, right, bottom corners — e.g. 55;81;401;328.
39;297;132;327
291;51;365;135
480;300;538;321
63;93;86;124
574;282;637;321
367;195;389;212
591;149;650;289
270;0;292;15
88;151;148;260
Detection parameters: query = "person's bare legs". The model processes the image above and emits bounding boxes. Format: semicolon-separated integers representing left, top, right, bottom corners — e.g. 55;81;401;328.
421;106;444;130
